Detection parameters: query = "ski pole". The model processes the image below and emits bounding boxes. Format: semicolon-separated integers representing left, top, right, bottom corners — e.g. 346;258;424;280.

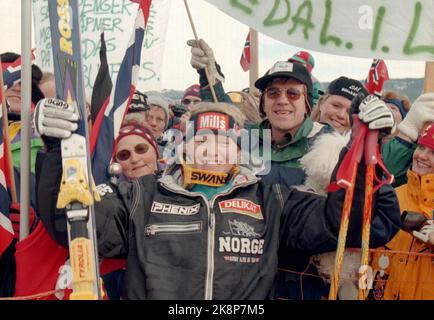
183;0;218;103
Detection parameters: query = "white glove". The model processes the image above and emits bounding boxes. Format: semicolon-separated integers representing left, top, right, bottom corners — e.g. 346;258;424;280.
187;38;224;86
358;95;395;131
398;93;434;141
33;98;79;139
412;220;434;244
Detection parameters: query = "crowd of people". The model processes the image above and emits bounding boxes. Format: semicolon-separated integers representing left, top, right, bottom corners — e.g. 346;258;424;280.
1;37;434;300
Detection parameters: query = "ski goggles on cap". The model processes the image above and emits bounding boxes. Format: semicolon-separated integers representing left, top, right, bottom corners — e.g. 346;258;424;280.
116;143;150;161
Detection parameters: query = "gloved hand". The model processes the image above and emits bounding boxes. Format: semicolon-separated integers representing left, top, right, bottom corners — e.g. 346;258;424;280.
34;98;79;139
187;38;224;86
412;220;434;248
357;95;395;132
398;93;434;141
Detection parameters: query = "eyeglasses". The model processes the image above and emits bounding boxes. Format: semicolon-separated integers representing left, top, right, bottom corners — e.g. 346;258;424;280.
182;98;201;105
116;143;150;161
265;87;303;101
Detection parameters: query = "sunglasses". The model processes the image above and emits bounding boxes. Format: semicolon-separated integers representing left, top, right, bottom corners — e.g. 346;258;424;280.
116;143;150;161
265;87;303;101
182;98;201;105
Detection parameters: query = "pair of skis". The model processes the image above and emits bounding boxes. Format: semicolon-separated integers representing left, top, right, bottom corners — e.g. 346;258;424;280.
328;111;394;300
48;0;102;300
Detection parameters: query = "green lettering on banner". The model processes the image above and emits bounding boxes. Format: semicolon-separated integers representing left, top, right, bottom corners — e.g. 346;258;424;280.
403;2;434;55
139;61;157;81
319;0;342;47
263;0;290;27
370;6;386;52
287;1;314;39
230;0;259;15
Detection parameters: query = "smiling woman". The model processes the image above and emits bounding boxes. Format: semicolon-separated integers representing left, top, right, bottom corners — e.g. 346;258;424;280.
114;123;160;180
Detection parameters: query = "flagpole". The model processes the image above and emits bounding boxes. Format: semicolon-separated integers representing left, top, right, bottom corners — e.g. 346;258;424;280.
249;28;259;95
19;0;32;240
183;0;218;102
423;61;434;93
0;58;17;203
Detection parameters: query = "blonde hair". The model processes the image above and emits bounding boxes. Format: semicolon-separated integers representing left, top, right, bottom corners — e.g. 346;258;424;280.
311;93;331;122
190;102;246;129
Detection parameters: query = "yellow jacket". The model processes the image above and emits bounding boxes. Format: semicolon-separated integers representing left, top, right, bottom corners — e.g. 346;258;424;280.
371;170;434;300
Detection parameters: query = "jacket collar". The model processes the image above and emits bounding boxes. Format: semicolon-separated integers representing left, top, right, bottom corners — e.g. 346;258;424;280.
159;164;259;196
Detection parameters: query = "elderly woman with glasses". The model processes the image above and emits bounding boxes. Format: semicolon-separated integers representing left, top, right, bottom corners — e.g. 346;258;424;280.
114;123;160;181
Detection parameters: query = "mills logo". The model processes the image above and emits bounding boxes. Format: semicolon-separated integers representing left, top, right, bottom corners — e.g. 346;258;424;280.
219;199;263;220
197;113;229;131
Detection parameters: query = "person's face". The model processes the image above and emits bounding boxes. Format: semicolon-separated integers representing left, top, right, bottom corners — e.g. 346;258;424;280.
145;105;166;138
319;95;352;133
412;144;434;176
115;135;157;180
5;82;21;113
386;103;403;125
182;95;202;111
263;78;308;137
185;133;239;173
39;78;56;99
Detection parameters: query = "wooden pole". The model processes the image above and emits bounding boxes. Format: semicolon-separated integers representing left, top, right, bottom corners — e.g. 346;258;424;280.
249;28;259;96
423;61;434;93
0;57;18;203
183;0;218;102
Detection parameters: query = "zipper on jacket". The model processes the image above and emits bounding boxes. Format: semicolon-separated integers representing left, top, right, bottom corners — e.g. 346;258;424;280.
159;177;258;300
204;203;215;300
145;222;202;237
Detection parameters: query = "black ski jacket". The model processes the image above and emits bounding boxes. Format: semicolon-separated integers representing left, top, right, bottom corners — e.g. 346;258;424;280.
37;147;401;300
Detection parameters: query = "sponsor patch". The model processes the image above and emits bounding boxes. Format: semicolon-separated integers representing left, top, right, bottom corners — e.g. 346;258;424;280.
219;236;264;255
151;201;200;216
219;199;263;220
96;184;113;197
228;219;260;238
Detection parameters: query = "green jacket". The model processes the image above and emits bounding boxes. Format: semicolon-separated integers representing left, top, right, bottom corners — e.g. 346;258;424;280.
250;117;327;168
381;137;416;188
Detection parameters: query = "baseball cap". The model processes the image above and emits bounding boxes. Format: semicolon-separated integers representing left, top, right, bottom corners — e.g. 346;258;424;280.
255;61;313;105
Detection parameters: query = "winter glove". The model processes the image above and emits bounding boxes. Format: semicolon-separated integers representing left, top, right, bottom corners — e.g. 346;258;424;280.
397;93;434;142
357;95;395;132
187;38;224;86
412;220;434;248
34;98;79;139
401;210;428;233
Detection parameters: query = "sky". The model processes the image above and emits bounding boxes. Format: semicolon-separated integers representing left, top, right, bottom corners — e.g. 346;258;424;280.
0;0;426;92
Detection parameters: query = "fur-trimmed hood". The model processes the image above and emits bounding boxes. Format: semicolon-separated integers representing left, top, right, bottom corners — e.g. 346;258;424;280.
297;131;351;195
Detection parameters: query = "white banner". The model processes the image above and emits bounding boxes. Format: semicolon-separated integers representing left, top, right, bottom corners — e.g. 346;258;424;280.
32;0;171;95
204;0;434;61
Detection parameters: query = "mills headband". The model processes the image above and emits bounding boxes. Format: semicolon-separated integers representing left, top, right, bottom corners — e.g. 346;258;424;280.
188;111;241;140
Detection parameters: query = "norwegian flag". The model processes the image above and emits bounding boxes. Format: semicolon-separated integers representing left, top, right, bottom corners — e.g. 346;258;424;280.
90;0;152;184
2;51;36;90
365;59;389;96
0;88;14;257
240;32;250;72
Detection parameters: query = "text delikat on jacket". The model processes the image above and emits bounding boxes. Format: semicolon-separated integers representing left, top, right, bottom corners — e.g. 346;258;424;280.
36;146;401;300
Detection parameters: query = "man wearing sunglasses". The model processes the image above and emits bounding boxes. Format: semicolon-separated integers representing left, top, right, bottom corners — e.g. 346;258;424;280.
33;95;401;300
